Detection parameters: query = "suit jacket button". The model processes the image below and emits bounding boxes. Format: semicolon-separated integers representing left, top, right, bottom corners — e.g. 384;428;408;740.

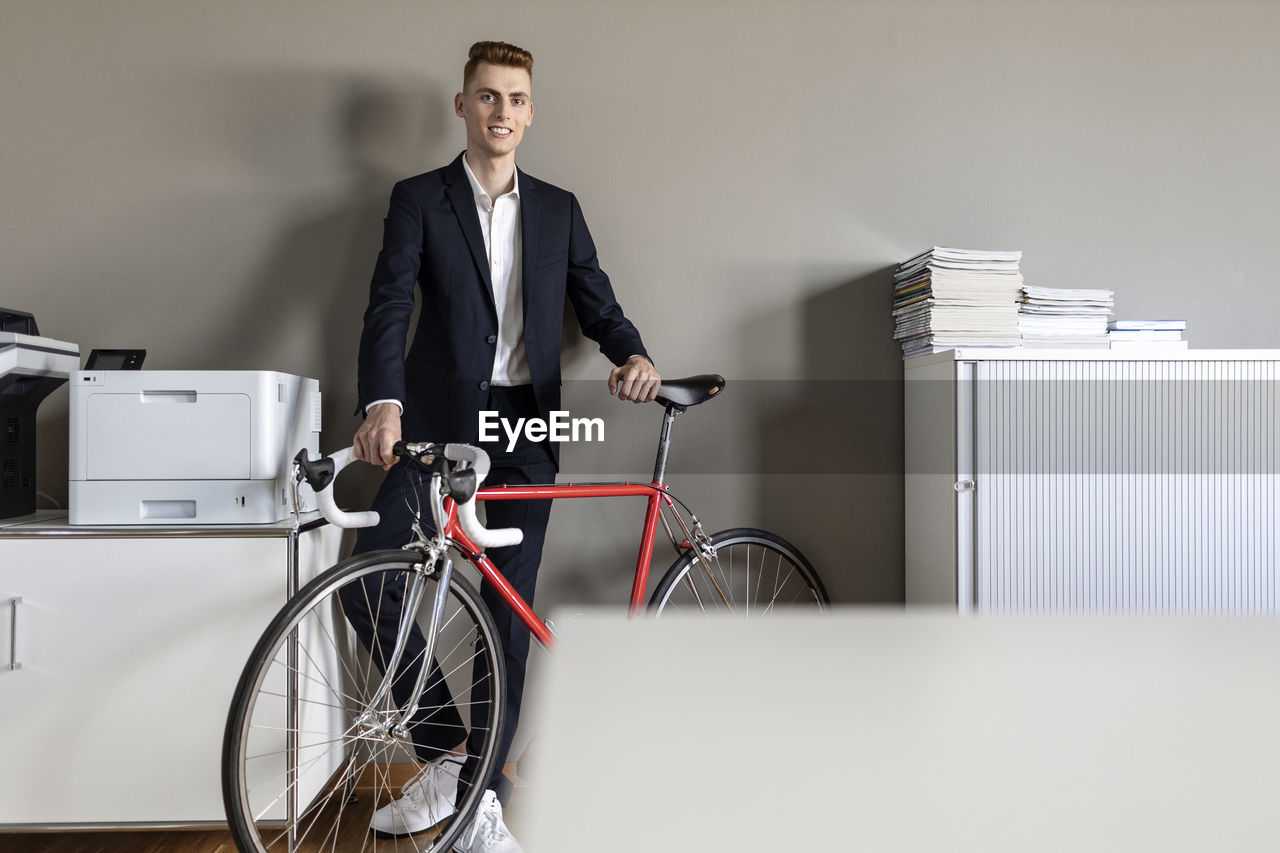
486;334;497;344
479;380;490;391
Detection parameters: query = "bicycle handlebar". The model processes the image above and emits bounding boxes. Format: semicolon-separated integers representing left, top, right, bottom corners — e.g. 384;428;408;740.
441;443;523;549
300;444;524;550
309;447;381;529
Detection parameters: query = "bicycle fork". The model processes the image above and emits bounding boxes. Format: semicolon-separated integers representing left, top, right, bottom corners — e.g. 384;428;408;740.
354;556;455;740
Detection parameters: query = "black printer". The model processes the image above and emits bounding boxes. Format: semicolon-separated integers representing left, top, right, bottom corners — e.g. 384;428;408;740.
0;308;79;519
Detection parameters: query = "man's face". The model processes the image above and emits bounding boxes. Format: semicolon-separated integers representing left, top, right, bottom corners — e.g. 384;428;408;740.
454;62;533;160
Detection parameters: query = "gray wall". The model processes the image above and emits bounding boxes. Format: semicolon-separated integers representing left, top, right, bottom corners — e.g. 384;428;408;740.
5;0;1278;607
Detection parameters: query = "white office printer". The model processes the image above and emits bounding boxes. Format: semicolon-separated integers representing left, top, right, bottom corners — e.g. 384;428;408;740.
69;371;322;524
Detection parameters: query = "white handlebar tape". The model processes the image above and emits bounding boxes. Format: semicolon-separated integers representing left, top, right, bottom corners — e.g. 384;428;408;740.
313;444;523;547
313;447;381;529
443;443;524;550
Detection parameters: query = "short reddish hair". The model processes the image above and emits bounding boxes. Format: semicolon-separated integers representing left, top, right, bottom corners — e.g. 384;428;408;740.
463;41;534;90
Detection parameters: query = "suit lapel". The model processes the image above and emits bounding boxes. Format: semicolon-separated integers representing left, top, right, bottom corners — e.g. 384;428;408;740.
443;154;496;312
518;168;539;318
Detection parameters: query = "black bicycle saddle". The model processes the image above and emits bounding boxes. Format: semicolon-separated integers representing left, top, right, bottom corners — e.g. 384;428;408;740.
655;374;725;409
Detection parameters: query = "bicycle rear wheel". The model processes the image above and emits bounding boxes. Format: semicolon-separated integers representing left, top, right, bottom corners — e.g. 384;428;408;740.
223;551;505;853
648;528;828;615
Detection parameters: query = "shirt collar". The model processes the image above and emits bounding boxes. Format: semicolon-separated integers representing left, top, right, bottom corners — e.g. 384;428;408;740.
462;153;520;207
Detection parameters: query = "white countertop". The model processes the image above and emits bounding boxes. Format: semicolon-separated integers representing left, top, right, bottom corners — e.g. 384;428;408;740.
905;347;1280;368
0;509;327;537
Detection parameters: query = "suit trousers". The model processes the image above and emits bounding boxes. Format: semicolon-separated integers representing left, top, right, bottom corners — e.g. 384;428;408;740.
343;385;554;806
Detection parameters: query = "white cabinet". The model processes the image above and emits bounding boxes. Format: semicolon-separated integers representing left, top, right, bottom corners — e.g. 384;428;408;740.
0;513;340;827
906;349;1280;614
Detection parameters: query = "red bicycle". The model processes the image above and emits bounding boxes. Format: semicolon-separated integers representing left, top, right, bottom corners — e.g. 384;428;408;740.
222;374;827;852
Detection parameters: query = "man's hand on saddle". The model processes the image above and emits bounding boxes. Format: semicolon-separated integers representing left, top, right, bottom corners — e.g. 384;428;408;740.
609;355;661;404
353;402;403;470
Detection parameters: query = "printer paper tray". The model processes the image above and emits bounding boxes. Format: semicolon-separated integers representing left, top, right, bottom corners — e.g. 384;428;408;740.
69;480;315;525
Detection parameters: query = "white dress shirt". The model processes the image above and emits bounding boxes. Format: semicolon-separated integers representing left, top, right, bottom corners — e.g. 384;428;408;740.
462;154;531;386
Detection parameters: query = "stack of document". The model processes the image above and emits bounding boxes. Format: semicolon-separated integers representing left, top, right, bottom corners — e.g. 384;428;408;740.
893;247;1023;357
1108;320;1188;351
1018;285;1113;348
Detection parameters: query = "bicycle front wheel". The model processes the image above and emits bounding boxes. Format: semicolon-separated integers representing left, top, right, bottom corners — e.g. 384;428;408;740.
648;528;829;615
223;551;505;853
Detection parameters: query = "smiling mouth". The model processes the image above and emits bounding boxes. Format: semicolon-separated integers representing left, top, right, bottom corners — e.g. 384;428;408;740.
488;126;513;138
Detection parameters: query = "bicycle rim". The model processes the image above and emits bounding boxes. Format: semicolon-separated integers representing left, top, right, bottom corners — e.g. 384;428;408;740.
648;528;828;616
223;551;505;853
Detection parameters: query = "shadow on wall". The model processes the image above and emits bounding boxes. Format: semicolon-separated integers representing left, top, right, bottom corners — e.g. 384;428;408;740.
24;72;452;511
197;76;449;519
757;265;904;604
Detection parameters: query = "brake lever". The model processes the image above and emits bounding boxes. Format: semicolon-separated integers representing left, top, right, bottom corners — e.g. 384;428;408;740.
294;449;336;491
445;467;478;503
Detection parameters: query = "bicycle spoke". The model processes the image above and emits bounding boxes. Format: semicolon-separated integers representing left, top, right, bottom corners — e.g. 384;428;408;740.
271;744;396;853
247;720;362;815
681;572;707;611
763;556;784;616
265;649;372;714
323;750;365;853
317;593;383;706
250;688;347;713
288;757;363;853
244;732;349;760
695;552;734;611
296;630;361;711
747;550;757;612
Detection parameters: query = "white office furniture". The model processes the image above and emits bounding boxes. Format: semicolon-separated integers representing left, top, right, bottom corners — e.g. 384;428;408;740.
906;349;1280;613
526;613;1280;853
0;512;341;827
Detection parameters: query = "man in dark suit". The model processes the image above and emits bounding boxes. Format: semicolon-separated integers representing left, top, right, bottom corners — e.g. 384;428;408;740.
348;41;660;852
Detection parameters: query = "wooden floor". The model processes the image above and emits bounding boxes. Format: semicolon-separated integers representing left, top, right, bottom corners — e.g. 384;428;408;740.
3;829;238;853
4;764;527;853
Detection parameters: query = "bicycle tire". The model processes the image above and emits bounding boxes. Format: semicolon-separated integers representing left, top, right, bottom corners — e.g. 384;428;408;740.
648;528;829;615
222;550;505;853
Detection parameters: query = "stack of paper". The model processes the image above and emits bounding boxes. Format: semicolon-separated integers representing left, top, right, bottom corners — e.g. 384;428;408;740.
893;247;1024;358
1108;320;1188;351
1018;285;1113;348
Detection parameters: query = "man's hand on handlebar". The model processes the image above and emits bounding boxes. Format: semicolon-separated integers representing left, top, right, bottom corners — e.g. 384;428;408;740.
354;402;402;470
609;355;661;404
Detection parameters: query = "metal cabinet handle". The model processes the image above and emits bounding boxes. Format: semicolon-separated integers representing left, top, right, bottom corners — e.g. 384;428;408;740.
6;596;21;671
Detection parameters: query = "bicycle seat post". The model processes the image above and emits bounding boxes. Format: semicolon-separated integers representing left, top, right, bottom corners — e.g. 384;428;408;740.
651;404;684;486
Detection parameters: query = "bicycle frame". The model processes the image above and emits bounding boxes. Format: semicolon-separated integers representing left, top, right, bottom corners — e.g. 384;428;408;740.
438;404;698;648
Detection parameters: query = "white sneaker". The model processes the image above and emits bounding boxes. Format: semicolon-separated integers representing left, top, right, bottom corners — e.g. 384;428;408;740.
454;789;524;853
369;754;463;836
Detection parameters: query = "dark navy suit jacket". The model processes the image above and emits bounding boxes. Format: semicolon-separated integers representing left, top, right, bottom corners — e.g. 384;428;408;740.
356;153;648;465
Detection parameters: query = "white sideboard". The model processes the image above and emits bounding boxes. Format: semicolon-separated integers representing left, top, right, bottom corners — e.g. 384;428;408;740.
905;348;1280;613
0;512;341;827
